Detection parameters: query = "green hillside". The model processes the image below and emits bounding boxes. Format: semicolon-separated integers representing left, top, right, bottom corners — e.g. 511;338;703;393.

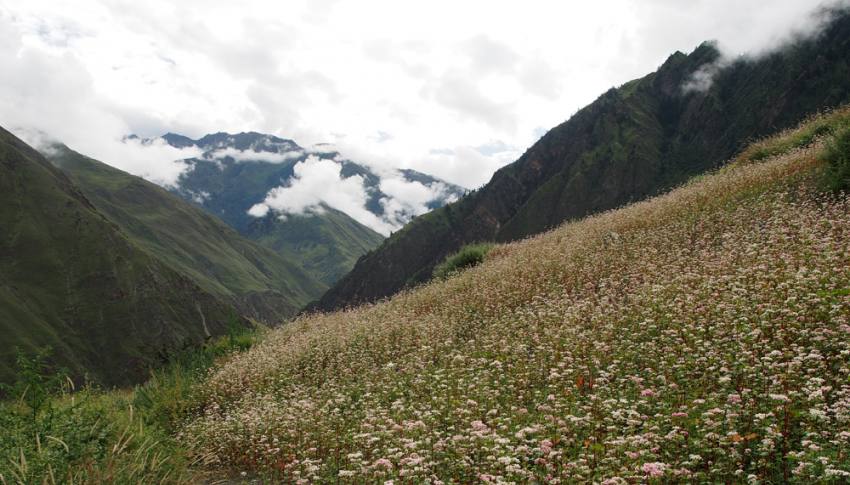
48;147;326;323
180;107;850;482
0;128;241;387
315;8;850;311
244;206;385;286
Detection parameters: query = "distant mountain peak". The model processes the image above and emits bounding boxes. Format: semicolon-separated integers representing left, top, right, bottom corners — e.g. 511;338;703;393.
146;128;466;284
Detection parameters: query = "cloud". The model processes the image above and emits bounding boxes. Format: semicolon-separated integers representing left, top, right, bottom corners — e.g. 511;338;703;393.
0;11;202;186
249;155;395;234
378;176;458;228
1;0;846;194
249;156;462;235
679;4;848;93
208;147;304;163
461;35;519;75
426;72;518;133
307;144;340;155
681;52;732;94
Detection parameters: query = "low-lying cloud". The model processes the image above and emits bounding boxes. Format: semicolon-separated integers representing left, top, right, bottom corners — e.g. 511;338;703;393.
681;3;849;94
379;177;459;229
249;156;392;234
207;147;304;164
249;155;459;235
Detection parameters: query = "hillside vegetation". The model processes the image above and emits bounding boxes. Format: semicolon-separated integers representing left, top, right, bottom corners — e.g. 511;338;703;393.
178;108;850;482
49;146;325;323
0;128;240;387
316;8;850;311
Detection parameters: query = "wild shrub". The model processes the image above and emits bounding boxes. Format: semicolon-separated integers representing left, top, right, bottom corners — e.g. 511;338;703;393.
819;124;850;193
0;347;193;484
432;243;494;280
738;106;850;164
0;348;69;421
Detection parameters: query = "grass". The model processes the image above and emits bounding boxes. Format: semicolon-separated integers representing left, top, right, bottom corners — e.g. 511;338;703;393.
737;107;850;164
0;325;262;484
176;109;850;482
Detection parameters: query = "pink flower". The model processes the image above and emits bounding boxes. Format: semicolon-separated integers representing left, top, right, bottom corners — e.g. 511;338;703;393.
471;420;489;432
728;394;742;404
641;389;656;397
373;458;393;469
671;412;688;417
641;462;666;477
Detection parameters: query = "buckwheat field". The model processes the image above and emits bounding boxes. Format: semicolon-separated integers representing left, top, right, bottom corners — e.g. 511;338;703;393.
180;110;850;483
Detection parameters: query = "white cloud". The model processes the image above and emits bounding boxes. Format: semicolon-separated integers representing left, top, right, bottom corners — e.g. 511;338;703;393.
378;176;457;228
0;12;202;186
249;155;396;234
681;54;733;94
0;0;844;190
249;156;461;235
208;146;304;163
679;4;848;93
246;203;269;217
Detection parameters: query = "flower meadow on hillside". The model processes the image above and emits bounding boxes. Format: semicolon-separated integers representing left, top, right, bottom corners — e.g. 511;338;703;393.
180;120;850;482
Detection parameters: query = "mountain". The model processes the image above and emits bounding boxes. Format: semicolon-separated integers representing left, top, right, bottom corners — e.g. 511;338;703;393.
0;127;246;386
180;108;850;482
47;146;325;323
314;7;850;311
158;132;464;285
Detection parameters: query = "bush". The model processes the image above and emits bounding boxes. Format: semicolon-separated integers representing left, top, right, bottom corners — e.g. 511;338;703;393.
0;348;69;421
433;243;494;280
819;124;850;193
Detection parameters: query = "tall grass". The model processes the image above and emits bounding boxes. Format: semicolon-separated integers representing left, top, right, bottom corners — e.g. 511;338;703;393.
0;324;261;484
179;108;850;483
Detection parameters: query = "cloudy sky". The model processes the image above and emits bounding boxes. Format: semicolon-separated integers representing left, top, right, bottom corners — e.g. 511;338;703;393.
0;0;841;193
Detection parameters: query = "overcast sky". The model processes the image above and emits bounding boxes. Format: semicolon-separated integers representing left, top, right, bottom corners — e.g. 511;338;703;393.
0;0;842;190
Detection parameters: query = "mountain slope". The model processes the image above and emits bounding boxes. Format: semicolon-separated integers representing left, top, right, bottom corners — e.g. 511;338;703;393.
47;147;326;323
180;108;850;482
315;8;850;311
160;132;463;285
0;128;242;386
244;206;385;285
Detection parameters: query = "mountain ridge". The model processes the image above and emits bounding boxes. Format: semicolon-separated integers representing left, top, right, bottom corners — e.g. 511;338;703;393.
155;130;463;284
315;8;850;311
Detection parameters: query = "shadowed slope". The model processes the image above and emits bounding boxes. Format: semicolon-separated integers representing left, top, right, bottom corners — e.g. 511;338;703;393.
49;147;326;323
0;128;241;386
